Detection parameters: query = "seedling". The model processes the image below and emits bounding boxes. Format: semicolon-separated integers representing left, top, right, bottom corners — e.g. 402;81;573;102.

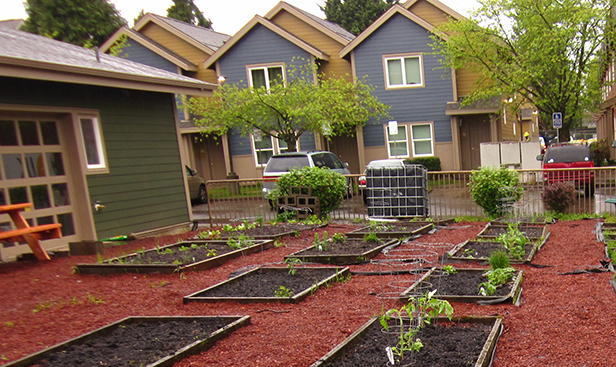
227;234;254;250
274;286;294;298
479;267;516;296
285;257;302;275
87;293;105;304
463;248;476;258
198;229;221;239
206;249;218;257
363;232;380;243
497;223;528;260
331;233;346;242
314;231;329;251
442;265;457;275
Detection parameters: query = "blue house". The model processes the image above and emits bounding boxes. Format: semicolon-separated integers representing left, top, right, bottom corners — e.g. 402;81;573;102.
341;0;508;170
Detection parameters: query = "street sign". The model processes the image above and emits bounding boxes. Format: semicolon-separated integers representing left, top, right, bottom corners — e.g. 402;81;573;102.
552;112;563;129
388;120;398;136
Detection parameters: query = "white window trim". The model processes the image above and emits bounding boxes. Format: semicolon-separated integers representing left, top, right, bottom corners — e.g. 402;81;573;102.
385;124;410;158
250;133;296;166
410;123;435;157
383;53;425;90
247;62;286;89
77;115;108;174
384;122;435;158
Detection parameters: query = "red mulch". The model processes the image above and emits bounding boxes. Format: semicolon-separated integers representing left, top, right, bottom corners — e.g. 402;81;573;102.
1;220;615;366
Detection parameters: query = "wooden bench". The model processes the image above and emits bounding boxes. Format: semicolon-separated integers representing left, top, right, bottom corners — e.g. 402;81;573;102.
0;203;63;261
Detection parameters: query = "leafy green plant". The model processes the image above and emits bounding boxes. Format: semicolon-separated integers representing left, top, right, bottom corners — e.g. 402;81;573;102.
496;223;528;261
463;248;476;258
207;249;218;257
468;166;523;217
380;290;453;362
489;250;510;269
198;230;220;239
285;258;302;275
442;265;457;275
541;182;576;213
227;234;254;250
314;231;329;251
269;166;347;216
276;211;296;222
274;286;294;298
363;232;380;243
479;267;516;296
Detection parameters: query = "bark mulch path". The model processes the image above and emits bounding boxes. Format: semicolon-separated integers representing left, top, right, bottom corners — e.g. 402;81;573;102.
1;220;615;366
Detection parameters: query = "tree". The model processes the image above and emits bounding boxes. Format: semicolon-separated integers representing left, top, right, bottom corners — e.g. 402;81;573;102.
431;0;616;141
320;0;398;35
21;0;126;47
189;63;389;152
167;0;212;29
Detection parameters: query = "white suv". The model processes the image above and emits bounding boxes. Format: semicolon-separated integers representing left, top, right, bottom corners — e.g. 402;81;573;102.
262;151;351;199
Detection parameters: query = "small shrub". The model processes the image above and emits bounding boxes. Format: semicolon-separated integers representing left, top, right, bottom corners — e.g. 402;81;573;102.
468;166;522;218
489;250;510;269
406;157;441;171
541;182;576;213
589;139;610;167
270;166;347;216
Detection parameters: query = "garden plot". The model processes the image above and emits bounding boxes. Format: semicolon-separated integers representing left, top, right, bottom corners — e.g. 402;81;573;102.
3;316;250;367
183;266;350;304
284;238;398;265
346;222;433;239
76;240;273;275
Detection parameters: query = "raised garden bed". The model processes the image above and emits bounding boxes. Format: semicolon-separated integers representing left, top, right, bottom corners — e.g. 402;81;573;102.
311;316;502;367
476;223;549;240
399;267;524;304
183;266;349;304
3;316;250;367
408;216;456;226
447;239;545;263
213;222;325;240
601;222;616;241
491;216;551;226
75;240;274;275
284;238;398;265
346;222;433;239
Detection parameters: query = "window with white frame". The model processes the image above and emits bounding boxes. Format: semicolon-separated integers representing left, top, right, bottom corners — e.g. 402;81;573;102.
386;125;409;158
252;132;293;166
249;64;284;89
79;116;107;172
384;54;423;88
410;124;434;156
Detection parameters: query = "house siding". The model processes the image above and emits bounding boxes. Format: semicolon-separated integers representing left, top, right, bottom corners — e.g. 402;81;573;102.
353;13;454;148
0;77;190;239
407;1;452;27
121;39;178;73
218;24;314;161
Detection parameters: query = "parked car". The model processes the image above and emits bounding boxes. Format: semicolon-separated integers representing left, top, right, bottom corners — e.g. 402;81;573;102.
537;144;594;196
262;151;351;201
185;166;207;204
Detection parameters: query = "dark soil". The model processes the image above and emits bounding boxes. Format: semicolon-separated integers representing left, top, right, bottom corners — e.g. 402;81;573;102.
215;223;320;239
351;223;427;234
109;242;239;265
452;240;536;260
478;225;545;239
190;267;344;298
291;239;388;256
27;317;241;367
320;319;493;366
421;270;513;297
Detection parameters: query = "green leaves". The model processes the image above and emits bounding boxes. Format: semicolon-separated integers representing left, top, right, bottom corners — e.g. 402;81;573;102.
468;166;522;218
189;61;389;151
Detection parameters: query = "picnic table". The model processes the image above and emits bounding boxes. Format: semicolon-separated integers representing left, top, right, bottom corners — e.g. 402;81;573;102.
0;203;62;261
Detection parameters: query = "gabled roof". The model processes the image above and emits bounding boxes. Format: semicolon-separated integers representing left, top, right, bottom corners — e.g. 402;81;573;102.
264;1;355;45
99;27;198;71
203;15;329;69
0;28;215;96
403;0;463;21
339;4;439;58
133;13;231;55
0;19;23;30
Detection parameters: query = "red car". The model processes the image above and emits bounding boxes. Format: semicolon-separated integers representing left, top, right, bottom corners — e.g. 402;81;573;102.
537;144;594;196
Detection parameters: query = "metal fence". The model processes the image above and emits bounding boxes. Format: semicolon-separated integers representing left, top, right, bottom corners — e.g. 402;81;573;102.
202;167;616;226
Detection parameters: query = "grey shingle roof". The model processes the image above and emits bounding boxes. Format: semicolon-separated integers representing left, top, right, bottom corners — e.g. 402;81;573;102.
150;14;231;50
0;19;23;30
124;27;196;68
0;28;213;87
282;3;355;42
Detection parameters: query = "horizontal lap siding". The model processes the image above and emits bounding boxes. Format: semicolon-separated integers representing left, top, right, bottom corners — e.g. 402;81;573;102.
0;77;190;239
353;13;454;147
218;24;313;156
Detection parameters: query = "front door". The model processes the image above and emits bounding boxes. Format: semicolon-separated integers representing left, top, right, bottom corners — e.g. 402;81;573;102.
459;114;492;170
0;115;78;260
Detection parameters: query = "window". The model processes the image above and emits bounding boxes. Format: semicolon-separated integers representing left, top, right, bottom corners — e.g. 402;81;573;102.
385;123;434;158
251;132;295;166
248;64;284;89
411;124;433;156
386;125;409;158
384;54;423;89
79;116;107;172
